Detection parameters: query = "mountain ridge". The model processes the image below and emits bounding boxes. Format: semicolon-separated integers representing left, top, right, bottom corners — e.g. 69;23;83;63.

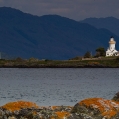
0;7;119;59
81;17;119;37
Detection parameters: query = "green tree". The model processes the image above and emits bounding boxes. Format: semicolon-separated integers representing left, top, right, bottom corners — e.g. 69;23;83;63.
84;51;91;58
95;47;105;57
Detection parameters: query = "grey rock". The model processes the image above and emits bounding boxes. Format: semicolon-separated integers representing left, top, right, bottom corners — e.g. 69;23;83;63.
112;92;119;102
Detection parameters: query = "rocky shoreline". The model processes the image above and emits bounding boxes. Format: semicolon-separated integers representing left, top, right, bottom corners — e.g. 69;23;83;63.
0;92;119;119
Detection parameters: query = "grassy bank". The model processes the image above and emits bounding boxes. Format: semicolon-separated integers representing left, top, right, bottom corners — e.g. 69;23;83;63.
0;57;119;68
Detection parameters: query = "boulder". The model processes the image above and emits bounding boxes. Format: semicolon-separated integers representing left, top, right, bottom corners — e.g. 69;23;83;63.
1;101;72;119
2;101;39;112
69;98;119;119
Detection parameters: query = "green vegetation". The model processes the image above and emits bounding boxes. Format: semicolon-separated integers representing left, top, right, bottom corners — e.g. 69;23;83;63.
95;47;106;57
0;56;119;68
84;51;92;58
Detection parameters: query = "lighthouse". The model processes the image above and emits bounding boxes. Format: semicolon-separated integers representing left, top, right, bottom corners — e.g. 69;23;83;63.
106;37;119;56
109;37;116;51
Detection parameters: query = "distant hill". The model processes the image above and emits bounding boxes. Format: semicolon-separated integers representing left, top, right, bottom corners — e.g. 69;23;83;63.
81;17;119;37
0;7;119;59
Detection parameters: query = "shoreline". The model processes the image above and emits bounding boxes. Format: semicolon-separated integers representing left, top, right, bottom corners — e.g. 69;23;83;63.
1;57;119;68
0;66;118;68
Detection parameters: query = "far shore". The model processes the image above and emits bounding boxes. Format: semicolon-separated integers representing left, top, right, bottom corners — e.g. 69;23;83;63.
0;56;119;68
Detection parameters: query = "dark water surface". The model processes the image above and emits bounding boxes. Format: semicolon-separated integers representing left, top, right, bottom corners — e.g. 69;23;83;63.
0;68;119;106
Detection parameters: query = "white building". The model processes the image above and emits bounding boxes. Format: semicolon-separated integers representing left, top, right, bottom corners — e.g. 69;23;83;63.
106;37;119;56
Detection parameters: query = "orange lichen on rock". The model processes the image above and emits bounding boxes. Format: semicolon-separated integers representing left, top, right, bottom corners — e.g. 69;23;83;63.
55;111;70;119
2;100;39;112
51;106;60;110
51;106;72;110
79;98;119;118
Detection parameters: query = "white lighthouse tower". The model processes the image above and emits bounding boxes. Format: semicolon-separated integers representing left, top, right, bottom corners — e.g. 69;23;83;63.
106;37;119;56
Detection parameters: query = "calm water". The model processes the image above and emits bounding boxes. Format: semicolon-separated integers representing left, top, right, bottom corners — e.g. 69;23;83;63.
0;68;119;106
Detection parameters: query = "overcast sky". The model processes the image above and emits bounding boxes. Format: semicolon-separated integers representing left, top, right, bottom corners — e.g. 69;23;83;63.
0;0;119;20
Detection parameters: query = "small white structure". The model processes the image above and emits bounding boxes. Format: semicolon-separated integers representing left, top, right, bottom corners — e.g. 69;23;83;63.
106;37;119;56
